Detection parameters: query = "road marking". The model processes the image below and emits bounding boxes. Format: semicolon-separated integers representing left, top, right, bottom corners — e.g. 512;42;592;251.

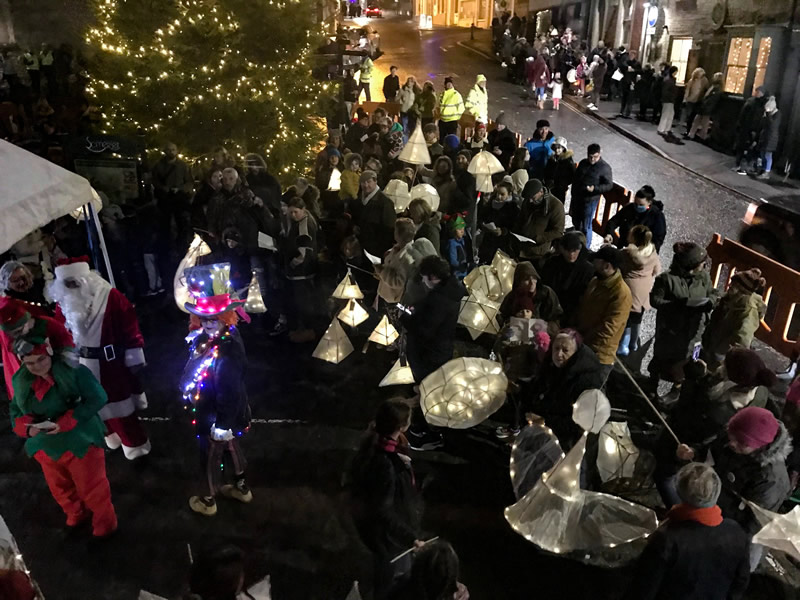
440;46;448;52
456;40;494;61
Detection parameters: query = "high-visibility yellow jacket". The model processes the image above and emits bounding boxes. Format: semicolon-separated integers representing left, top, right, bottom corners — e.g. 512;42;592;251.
465;84;488;123
438;88;464;122
359;58;374;83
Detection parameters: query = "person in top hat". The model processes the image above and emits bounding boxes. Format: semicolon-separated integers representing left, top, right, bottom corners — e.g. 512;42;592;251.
10;338;117;538
624;462;750;600
46;258;150;460
180;263;252;517
0;296;74;400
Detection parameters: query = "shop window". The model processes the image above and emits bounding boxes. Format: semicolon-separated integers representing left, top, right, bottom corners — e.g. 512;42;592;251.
753;37;772;92
724;37;753;95
669;38;693;83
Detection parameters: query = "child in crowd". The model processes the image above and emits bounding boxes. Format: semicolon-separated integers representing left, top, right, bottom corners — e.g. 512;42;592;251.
445;214;470;280
549;73;563;111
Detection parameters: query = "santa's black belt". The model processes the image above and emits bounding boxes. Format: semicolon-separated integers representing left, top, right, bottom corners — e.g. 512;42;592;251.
79;345;125;362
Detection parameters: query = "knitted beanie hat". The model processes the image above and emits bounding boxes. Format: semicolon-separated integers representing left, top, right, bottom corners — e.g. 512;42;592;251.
727;406;779;450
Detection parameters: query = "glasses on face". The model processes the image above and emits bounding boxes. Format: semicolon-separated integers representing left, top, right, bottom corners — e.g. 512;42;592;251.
64;279;81;289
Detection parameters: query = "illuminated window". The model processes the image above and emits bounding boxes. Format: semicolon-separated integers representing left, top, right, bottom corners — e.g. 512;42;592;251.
724;37;753;95
669;38;693;83
753;37;772;91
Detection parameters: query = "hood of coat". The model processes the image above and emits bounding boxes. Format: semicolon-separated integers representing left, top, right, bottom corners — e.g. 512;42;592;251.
624;242;656;267
512;261;540;290
553;149;574;162
751;421;792;468
343;152;362;170
432;155;454;182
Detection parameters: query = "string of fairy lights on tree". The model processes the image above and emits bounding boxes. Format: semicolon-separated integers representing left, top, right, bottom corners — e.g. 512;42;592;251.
85;0;333;178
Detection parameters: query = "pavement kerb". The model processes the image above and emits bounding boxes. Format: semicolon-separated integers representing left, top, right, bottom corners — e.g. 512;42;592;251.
455;37;760;204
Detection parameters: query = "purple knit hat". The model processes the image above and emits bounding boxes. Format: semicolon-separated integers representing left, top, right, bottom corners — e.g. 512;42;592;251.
727;406;779;450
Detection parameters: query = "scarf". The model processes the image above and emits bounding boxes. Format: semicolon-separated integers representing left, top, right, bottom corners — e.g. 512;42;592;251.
377;435;415;486
666;503;723;527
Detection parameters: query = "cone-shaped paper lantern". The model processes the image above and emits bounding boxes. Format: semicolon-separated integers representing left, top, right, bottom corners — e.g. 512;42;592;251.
337;299;369;327
410;183;440;212
398;124;431;165
174;234;212;313
379;358;416;387
244;273;267;313
332;270;364;300
421;357;508;429
458;290;501;338
504;433;658;555
327;167;342;192
464;264;505;302
313;318;354;364
369;315;399;346
492;250;517;297
510;423;564;500
385;179;412;213
345;581;363;600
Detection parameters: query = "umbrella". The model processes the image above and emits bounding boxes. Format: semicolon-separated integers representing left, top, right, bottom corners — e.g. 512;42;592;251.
468;150;505;193
331;270;364;300
384;179;412;213
421;357;507;429
379;358;416;387
457;289;501;339
337;299;369;327
510;424;565;499
312;318;354;364
398;123;431;166
410;183;440;212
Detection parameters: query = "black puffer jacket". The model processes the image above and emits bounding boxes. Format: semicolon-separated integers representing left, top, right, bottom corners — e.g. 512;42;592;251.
539;251;595;327
543;149;576;203
713;423;792;534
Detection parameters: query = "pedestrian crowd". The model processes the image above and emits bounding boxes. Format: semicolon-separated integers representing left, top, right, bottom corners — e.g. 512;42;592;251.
0;35;798;600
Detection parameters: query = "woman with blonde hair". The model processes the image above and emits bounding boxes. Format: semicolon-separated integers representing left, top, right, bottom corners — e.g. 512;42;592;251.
687;72;724;141
682;68;709;133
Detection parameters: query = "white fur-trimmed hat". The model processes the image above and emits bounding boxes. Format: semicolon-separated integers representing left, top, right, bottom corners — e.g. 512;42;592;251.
54;259;90;280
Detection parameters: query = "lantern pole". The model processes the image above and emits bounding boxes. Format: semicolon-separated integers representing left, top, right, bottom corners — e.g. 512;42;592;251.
615;358;681;445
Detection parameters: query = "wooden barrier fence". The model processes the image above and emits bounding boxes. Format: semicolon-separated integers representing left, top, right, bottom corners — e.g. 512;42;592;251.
591;183;633;237
706;233;800;359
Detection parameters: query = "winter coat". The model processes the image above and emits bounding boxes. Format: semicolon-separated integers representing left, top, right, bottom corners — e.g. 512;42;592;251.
10;361;107;460
207;188;273;251
465;83;489;123
345;122;370;154
343;76;358;103
684;69;709;104
446;237;469;280
340;169;361;201
624;515;750;600
377;239;437;303
570;157;613;217
605;201;667;252
350;190;397;257
592;62;607;90
651;267;718;380
181;328;251;437
397;83;418;114
759;110;781;153
401;275;466;381
513;191;565;259
702;289;766;360
660;75;677;104
284;215;318;279
712;423;792;534
411;88;437;119
510;168;529;196
526;56;550;88
528;343;605;446
487;127;518;170
477;198;519;263
498;282;563;332
620;243;662;312
383;74;400;101
575;269;633;365
415;213;441;254
438;89;464;122
539;251;595;327
736;96;767;134
698;83;723;116
524;131;555;178
542;149;575;202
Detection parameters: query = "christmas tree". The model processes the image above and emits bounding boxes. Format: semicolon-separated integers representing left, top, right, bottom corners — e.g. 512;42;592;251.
85;0;332;177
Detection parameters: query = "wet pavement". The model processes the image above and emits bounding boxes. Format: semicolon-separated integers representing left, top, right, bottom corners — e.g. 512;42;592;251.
0;15;796;600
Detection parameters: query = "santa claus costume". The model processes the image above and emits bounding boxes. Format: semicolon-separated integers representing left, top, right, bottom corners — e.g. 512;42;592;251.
47;260;151;459
10;340;117;538
0;297;74;400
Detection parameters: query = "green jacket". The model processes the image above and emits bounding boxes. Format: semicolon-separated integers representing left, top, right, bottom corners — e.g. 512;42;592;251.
10;362;107;460
702;289;766;360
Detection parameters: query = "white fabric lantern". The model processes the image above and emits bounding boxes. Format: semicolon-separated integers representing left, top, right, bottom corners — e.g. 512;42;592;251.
421;357;507;429
463;265;505;302
332;270;364;300
491;250;517;297
369;315;399;346
379;358;416;387
748;503;800;562
458;290;501;339
597;421;641;483
410;183;440;212
337;299;369;327
571;389;612;434
173;234;212;313
312;318;354;364
384;179;412;213
467;150;505;194
510;424;565;500
244;273;267;313
398;123;431;166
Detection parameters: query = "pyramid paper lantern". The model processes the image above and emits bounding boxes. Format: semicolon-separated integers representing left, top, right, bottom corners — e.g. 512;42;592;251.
344;581;363;600
337;299;369;327
410;183;440;212
313;318;354;364
385;179;412;213
369;315;399;346
332;270;364;300
379;358;416;387
458;290;501;339
398;123;431;165
491;250;517;297
421;357;508;428
327;167;342;191
464;264;505;302
244;273;267;313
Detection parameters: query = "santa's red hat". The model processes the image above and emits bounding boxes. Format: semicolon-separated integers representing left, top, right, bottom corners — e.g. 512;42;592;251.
54;256;91;280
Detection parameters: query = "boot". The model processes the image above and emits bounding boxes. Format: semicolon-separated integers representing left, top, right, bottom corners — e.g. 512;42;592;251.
617;327;631;356
220;477;253;503
189;495;217;516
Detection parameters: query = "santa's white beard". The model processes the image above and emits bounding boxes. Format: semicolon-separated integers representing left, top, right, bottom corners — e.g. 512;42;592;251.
47;278;101;341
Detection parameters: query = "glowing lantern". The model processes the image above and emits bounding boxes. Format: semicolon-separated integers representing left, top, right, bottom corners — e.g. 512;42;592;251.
420;357;507;429
398;123;431;165
410;183;440;212
492;250;517;297
173;234;212;313
379;358;416;387
332;270;364;300
463;265;505;302
510;424;564;500
458;290;501;339
337;299;369;327
384;179;412;213
468;150;505;193
244;273;266;313
369;315;399;346
597;421;641;483
312;318;354;364
571;389;611;434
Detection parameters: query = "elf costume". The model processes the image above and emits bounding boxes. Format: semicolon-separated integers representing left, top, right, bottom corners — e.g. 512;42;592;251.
10;342;117;538
180;263;252;516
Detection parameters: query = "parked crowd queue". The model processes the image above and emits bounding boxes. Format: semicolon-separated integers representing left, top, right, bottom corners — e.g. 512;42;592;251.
0;56;798;600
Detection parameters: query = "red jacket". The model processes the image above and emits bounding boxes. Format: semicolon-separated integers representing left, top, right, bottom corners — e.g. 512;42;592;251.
526;56;550;87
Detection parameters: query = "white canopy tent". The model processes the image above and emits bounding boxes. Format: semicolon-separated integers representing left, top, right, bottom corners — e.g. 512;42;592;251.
0;139;112;282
